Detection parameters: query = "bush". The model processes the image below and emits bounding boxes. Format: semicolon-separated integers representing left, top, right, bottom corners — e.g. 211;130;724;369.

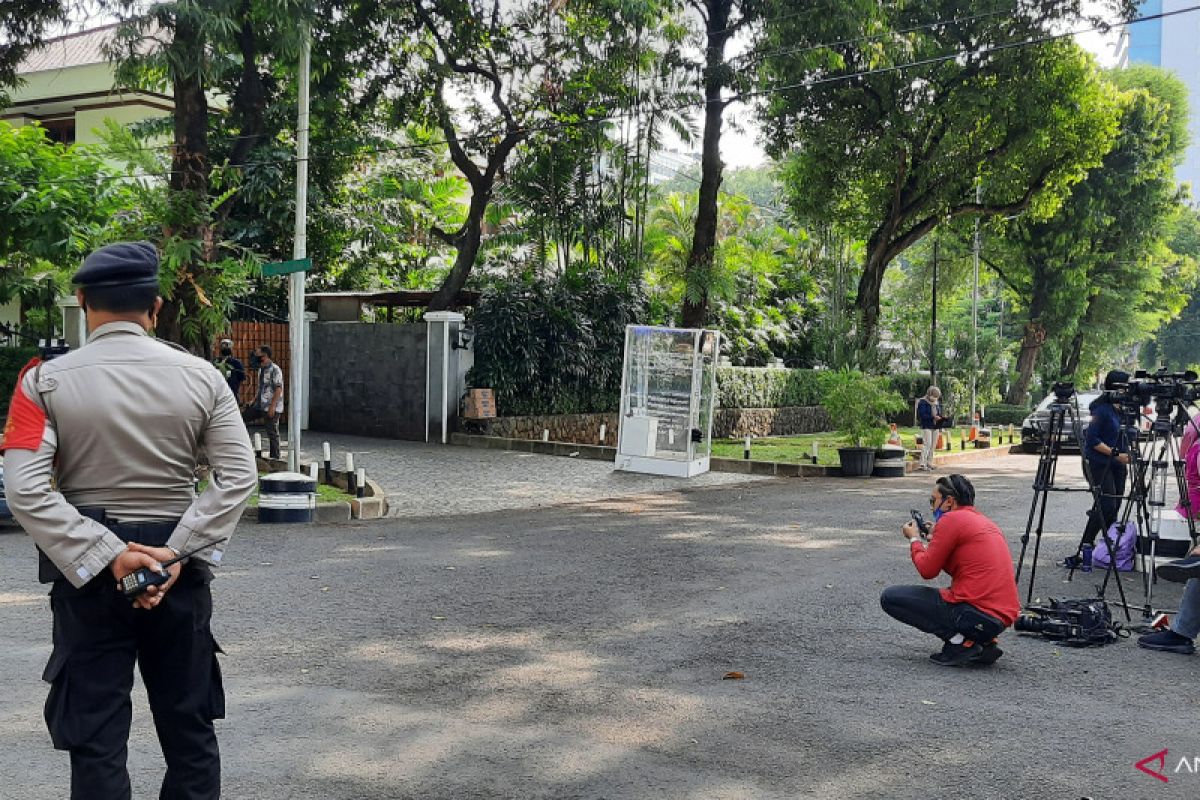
716;367;821;409
469;272;643;417
818;368;906;449
0;346;41;415
982;403;1030;426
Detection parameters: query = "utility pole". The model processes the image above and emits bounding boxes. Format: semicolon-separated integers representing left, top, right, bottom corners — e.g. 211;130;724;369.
971;183;981;423
930;238;938;388
287;26;310;473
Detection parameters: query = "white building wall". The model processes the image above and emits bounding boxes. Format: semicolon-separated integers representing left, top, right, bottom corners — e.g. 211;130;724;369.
1158;1;1200;191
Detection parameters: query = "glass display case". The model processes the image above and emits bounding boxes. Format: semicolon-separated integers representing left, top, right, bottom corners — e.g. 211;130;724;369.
615;325;720;477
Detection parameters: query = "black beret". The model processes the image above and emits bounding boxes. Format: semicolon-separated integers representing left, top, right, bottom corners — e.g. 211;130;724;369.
71;241;160;289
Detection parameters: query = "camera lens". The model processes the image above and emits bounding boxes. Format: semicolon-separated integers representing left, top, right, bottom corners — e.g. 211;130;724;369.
1014;616;1045;633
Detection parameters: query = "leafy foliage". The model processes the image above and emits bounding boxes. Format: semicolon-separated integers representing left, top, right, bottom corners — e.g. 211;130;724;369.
0;346;40;414
817;368;905;448
760;0;1132;351
715;367;821;409
469;272;645;416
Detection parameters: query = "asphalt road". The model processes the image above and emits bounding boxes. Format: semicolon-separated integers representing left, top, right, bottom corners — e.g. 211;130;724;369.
0;453;1196;799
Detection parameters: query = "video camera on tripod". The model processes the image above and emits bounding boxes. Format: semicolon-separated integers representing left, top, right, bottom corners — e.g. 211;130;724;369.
1106;369;1200;428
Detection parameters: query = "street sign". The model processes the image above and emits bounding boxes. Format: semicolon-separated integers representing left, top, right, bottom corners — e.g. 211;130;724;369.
263;257;311;277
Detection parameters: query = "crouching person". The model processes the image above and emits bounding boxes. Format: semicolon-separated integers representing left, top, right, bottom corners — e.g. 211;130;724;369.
881;474;1021;666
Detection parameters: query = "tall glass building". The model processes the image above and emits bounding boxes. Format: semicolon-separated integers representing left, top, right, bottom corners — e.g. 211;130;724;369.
1118;1;1200;190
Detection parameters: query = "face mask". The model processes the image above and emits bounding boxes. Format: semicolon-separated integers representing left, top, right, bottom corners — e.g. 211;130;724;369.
932;507;946;523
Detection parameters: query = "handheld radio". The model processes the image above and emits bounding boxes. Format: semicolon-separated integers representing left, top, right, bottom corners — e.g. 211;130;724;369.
119;539;227;599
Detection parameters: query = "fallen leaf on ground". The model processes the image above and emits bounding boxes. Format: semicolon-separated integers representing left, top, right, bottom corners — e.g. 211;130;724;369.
723;671;745;680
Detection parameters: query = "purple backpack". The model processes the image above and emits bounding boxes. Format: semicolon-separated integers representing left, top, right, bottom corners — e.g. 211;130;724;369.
1093;521;1137;572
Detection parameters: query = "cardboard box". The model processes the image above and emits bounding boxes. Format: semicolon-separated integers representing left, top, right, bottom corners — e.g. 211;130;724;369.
463;388;496;419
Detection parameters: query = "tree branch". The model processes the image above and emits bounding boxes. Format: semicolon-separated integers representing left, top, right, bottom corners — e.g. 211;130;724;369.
980;254;1022;294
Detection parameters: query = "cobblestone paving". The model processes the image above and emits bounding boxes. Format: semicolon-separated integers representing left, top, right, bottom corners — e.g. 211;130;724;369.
297;432;767;517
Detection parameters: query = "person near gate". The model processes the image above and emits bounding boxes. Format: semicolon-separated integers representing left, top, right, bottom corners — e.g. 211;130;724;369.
252;344;284;459
1;241;257;799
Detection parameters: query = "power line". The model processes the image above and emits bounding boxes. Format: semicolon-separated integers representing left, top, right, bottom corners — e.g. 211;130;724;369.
12;3;1199;188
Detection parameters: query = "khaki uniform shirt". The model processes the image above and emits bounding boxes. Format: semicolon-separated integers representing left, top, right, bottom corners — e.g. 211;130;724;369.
1;321;257;587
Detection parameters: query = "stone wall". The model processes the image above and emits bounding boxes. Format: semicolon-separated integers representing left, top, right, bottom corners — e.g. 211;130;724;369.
478;406;829;444
310;322;427;439
480;412;620;445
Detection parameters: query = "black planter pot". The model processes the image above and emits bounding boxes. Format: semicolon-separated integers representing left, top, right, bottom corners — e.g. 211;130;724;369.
838;447;876;477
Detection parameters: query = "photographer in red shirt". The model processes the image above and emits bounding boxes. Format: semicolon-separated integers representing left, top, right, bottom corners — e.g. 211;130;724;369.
881;474;1021;666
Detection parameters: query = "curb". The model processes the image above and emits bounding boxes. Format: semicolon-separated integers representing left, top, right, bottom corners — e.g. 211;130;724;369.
242;501;352;523
254;456;389;519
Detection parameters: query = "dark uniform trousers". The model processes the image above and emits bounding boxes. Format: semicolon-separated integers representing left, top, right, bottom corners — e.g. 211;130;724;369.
42;517;224;800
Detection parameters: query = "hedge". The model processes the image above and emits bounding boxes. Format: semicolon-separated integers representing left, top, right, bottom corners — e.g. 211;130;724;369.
716;367;822;409
982;403;1031;426
0;347;41;416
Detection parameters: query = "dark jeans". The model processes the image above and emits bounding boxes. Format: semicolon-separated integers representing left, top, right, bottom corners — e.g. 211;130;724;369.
44;566;224;800
264;413;280;459
246;407;281;459
1082;459;1127;548
880;585;1005;643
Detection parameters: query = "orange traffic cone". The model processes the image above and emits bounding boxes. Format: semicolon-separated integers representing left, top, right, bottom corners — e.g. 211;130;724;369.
968;412;979;442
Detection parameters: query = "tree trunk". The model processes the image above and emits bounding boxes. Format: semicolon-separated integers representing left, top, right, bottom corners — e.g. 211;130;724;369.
1008;320;1047;405
428;192;488;311
853;226;895;354
229;0;268;166
681;0;732;329
1060;291;1099;379
157;13;211;355
1006;262;1049;404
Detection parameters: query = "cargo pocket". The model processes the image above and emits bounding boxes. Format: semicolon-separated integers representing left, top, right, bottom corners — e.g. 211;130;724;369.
41;649;76;751
207;637;226;721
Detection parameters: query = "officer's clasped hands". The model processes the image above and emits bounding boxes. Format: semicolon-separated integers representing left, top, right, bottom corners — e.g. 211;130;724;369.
109;543;182;609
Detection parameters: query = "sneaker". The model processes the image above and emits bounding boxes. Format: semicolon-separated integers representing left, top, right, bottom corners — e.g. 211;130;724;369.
970;641;1004;666
930;640;983;667
1157;556;1200;585
1137;629;1196;655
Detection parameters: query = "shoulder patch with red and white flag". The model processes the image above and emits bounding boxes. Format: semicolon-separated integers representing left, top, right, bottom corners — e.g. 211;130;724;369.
1;358;47;452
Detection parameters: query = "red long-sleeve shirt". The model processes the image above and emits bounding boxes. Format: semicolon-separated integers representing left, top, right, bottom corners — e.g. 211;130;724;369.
910;506;1021;626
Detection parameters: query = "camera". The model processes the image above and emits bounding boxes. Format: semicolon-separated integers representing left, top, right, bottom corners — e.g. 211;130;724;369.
1013;598;1117;646
909;509;931;540
1051;381;1075;402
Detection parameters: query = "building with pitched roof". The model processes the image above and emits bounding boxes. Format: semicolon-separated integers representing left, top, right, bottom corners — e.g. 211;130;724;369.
1;23;173;146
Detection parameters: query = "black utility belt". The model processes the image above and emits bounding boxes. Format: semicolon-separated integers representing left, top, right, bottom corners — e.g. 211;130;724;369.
37;507;182;584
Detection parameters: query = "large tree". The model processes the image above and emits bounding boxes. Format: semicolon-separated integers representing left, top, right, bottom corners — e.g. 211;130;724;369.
987;67;1192;401
759;1;1134;356
679;0;764;328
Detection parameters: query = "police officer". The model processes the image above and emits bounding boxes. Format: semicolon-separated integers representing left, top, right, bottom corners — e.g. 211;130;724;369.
0;242;257;800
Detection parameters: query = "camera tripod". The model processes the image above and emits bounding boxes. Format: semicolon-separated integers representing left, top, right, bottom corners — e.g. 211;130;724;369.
1015;389;1132;619
1093;397;1199;619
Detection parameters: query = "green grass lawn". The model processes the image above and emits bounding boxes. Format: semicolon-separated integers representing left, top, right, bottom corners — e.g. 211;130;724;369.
711;424;1020;465
712;428;926;466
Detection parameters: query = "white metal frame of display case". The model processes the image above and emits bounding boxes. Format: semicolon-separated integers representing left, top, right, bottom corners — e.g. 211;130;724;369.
615;325;720;478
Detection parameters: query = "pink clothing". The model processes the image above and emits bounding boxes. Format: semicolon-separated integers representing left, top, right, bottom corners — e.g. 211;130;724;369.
1177;439;1200;520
